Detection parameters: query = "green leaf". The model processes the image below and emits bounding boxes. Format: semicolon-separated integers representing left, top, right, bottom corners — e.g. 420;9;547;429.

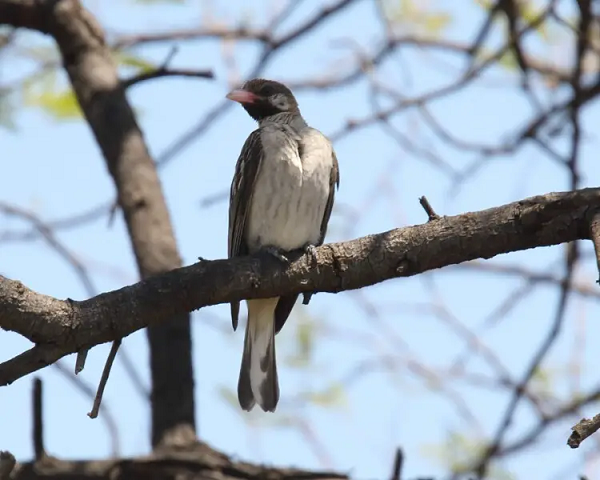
423;13;452;34
422;431;516;479
24;86;81;120
497;50;518;70
519;1;549;39
114;51;157;73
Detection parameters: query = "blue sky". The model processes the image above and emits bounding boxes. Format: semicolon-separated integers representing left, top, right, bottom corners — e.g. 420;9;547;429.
2;0;600;479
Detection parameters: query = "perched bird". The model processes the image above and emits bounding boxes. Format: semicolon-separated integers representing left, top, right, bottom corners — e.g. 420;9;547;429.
226;79;339;412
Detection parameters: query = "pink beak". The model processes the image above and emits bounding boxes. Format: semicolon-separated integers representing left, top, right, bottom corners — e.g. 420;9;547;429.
226;89;259;104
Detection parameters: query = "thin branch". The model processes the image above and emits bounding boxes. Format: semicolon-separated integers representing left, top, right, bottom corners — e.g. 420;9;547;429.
568;414;600;448
389;448;404;480
88;339;121;419
0;201;111;243
0;202;97;297
122;68;214;89
473;243;578;479
33;378;44;460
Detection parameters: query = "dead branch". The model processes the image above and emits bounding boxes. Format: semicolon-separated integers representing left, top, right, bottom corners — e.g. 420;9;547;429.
568;414;600;448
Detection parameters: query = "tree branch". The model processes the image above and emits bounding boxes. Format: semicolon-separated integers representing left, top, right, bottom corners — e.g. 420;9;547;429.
2;187;600;386
0;0;197;446
9;443;348;480
568;414;600;448
122;68;214;88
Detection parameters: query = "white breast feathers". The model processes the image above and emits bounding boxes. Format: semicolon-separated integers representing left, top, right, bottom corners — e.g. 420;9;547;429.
246;125;333;253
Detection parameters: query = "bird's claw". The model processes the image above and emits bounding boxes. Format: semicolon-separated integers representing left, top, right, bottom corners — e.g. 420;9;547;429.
262;245;289;264
304;244;318;264
302;243;319;305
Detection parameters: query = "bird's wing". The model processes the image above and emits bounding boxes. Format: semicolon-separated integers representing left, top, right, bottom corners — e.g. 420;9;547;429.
229;129;264;331
319;149;340;245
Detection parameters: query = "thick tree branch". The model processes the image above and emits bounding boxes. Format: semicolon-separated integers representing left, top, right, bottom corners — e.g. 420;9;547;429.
0;0;197;446
8;443;348;480
2;187;600;386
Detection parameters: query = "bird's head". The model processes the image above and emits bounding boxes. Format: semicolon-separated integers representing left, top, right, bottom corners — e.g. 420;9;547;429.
226;79;299;121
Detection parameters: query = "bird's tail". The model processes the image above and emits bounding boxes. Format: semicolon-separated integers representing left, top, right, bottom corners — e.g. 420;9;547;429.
238;298;280;412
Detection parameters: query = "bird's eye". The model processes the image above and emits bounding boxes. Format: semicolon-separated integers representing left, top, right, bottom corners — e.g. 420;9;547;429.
260;85;275;96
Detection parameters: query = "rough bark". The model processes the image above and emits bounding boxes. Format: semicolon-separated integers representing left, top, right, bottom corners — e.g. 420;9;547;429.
0;0;196;447
9;443;348;480
1;187;599;386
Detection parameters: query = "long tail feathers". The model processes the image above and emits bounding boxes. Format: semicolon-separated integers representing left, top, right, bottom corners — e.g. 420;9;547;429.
238;298;280;412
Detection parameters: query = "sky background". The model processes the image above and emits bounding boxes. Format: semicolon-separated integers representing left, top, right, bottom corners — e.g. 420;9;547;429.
2;1;600;479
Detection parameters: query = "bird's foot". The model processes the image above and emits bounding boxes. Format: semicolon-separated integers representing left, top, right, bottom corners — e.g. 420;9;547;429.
303;243;318;266
261;245;290;264
302;243;319;305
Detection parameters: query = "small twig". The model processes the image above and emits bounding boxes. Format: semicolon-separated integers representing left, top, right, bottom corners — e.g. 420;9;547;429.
33;378;44;460
568;413;600;448
161;45;179;68
122;44;213;89
122;68;214;89
107;199;120;228
588;212;600;283
0;451;15;480
390;447;404;480
88;339;121;419
419;196;440;221
199;189;228;209
74;349;88;374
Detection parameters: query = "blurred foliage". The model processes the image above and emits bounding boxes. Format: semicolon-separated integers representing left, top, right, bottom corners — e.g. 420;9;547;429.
0;90;16;130
424;431;516;480
387;0;452;35
22;73;82;120
285;310;317;369
1;46;157;127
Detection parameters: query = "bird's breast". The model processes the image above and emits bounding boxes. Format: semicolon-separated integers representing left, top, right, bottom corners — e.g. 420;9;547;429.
246;126;333;252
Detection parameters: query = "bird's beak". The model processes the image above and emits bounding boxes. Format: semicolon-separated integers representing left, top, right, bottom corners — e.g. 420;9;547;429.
226;89;259;104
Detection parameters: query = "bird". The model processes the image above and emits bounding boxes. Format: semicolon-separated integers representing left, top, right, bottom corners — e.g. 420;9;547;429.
226;78;339;412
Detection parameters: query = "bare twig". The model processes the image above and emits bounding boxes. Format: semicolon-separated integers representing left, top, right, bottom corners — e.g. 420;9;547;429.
88;339;121;419
568;414;600;448
418;196;440;221
33;377;44;460
390;448;404;480
122;68;213;88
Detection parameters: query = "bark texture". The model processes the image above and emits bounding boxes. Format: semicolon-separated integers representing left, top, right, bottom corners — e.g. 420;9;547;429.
9;443;348;480
0;0;195;447
1;187;599;386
